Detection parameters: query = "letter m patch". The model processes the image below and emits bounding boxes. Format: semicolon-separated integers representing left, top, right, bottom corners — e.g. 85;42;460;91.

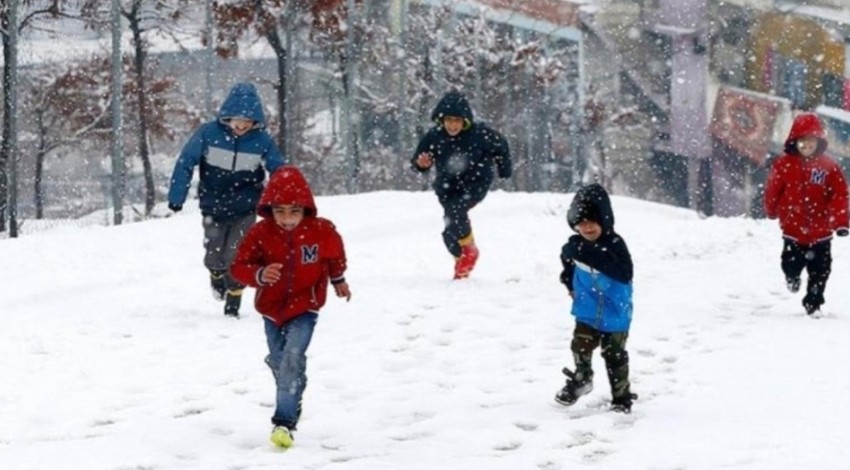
301;244;318;264
811;169;826;185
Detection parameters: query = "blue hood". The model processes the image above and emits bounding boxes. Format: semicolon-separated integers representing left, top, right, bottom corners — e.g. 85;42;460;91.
218;83;267;128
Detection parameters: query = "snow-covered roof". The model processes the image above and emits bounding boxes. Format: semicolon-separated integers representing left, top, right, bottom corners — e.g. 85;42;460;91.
817;105;850;124
789;6;850;27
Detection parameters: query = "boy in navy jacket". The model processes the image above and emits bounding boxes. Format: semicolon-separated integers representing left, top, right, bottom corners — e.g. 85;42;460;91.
168;83;285;317
411;90;512;279
556;184;636;413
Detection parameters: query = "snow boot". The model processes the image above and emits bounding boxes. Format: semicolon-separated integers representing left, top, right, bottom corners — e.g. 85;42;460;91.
803;291;823;317
224;289;242;318
611;392;638;414
270;425;294;448
210;270;227;301
554;368;593;406
786;276;801;294
454;235;479;280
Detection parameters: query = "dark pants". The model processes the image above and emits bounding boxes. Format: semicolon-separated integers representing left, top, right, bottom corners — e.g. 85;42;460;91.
571;321;631;400
202;213;255;291
439;191;485;257
781;238;832;310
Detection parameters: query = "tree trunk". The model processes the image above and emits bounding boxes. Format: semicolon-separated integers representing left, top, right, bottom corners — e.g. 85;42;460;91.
128;1;155;216
263;26;287;159
2;0;20;236
1;10;11;233
35;110;46;219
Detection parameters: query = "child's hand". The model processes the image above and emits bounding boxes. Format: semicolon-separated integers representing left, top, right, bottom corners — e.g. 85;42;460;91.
334;282;352;302
415;152;433;169
260;263;283;284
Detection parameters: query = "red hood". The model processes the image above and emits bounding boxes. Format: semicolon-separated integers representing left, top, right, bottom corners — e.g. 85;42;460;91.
784;112;828;155
257;166;317;219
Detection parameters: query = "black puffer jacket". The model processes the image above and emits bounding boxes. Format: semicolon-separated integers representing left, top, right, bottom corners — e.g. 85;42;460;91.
412;91;512;200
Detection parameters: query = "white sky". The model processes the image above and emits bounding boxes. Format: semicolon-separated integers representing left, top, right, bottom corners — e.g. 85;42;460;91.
2;190;849;469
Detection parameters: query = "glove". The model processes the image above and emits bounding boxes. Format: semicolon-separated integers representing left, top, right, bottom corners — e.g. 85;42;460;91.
837;228;849;237
168;202;183;213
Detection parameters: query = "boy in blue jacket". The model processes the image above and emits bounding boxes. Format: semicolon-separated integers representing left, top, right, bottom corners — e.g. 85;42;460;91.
168;83;285;317
555;184;636;413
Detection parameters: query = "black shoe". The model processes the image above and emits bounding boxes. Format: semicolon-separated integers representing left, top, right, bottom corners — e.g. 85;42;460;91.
786;276;801;293
611;392;638;414
554;368;593;406
210;270;227;301
224;290;242;318
802;292;823;317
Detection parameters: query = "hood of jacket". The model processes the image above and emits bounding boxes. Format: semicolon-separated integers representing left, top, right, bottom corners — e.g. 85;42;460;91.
257;166;317;219
567;183;615;233
218;83;267;129
430;90;474;127
784;112;828;155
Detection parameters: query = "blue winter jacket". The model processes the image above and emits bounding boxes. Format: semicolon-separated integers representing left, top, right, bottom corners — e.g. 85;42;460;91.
168;83;286;221
560;184;633;333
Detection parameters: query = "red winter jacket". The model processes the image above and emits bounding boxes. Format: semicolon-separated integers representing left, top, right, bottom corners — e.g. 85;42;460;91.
230;166;347;326
764;113;849;245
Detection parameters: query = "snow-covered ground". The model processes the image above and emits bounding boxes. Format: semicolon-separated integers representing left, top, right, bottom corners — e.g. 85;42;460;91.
2;190;848;469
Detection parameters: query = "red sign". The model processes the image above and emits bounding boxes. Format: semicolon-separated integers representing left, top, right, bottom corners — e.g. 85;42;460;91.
710;87;784;165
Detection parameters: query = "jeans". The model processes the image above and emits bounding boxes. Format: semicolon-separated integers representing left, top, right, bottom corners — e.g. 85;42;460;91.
264;313;318;429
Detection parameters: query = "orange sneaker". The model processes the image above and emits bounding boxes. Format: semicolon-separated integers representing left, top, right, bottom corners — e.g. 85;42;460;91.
453;243;479;279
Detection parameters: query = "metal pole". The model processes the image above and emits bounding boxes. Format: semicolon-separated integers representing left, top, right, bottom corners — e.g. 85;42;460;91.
204;0;214;118
111;0;124;225
572;37;585;191
343;0;358;193
284;0;295;162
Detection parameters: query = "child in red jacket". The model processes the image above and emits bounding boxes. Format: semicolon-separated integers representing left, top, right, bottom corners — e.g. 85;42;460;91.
231;166;351;448
764;112;849;316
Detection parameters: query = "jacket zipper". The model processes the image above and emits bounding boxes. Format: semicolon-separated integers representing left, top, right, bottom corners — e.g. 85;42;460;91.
231;137;240;171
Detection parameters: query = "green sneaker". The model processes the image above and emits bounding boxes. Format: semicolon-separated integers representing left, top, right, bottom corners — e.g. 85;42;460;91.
270;425;294;448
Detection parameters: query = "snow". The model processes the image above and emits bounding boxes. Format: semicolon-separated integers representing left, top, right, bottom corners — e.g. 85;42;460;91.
2;190;850;469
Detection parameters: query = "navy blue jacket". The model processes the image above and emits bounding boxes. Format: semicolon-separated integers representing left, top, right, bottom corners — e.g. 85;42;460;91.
168;83;286;221
412;91;512;200
560;184;634;332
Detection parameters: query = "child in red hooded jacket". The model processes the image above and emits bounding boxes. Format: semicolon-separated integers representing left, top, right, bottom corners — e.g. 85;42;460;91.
764;112;849;316
231;166;351;448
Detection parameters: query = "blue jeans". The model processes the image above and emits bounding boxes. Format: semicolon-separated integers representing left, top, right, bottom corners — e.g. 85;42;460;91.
264;313;317;429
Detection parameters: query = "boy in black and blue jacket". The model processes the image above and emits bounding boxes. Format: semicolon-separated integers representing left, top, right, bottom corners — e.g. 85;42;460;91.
556;184;636;413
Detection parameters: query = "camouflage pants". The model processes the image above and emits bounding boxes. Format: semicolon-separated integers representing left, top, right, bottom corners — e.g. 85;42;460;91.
571;321;631;400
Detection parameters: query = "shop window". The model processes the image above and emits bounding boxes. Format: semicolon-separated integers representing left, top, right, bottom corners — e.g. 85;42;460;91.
823;73;844;108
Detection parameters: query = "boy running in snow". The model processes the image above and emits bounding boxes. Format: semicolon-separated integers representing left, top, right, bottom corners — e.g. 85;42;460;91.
411;90;512;279
764;112;849;317
230;166;351;448
556;184;636;413
168;82;285;318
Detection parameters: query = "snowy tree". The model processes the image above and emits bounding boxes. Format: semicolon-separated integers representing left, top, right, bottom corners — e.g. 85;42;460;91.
76;0;193;216
1;0;89;233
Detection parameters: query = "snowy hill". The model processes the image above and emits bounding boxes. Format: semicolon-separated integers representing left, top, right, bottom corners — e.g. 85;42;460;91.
2;190;849;470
